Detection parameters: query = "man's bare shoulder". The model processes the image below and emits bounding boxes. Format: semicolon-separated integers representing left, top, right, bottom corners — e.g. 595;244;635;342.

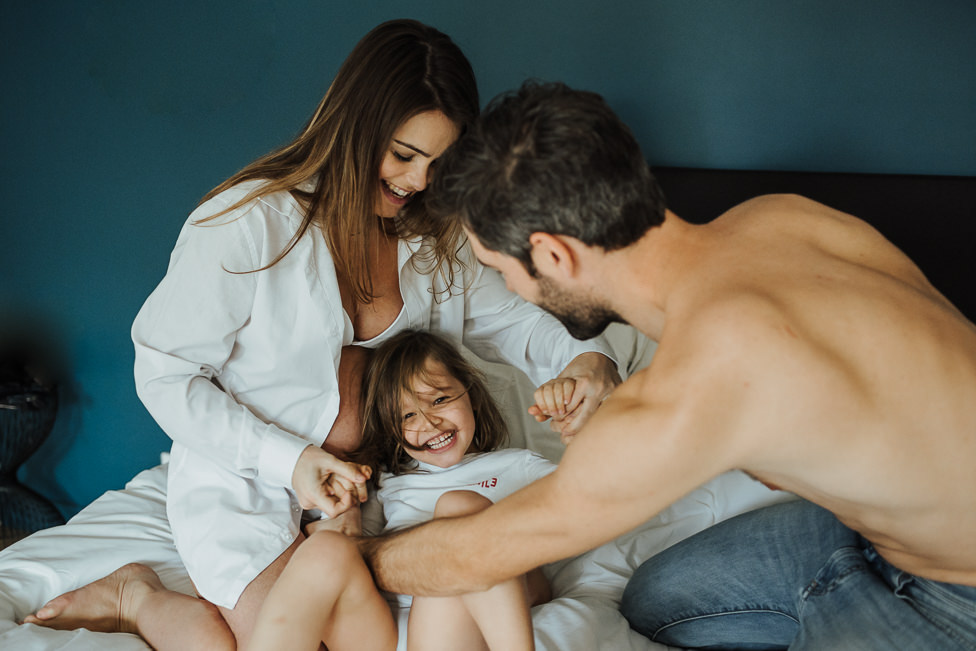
662;288;793;368
723;193;855;222
718;194;904;264
553;359;743;530
608;295;781;440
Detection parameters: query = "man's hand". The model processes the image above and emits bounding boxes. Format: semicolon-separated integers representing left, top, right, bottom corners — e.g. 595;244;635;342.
292;445;370;517
529;352;621;443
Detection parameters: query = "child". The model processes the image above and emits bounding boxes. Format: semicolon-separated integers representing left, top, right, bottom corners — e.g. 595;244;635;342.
249;330;568;651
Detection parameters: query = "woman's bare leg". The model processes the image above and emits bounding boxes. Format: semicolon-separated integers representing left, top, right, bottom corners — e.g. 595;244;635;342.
25;536;310;650
23;563;235;651
24;347;372;649
249;530;397;651
406;491;536;651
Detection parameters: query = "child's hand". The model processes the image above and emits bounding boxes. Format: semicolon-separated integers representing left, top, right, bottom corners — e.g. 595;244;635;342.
292;445;371;517
529;353;621;444
528;377;578;423
305;505;363;537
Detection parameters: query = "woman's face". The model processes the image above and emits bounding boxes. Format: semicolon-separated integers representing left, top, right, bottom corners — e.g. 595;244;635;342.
375;110;460;219
399;358;476;468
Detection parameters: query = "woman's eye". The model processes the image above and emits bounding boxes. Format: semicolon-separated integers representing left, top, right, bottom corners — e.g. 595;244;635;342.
393;151;412;162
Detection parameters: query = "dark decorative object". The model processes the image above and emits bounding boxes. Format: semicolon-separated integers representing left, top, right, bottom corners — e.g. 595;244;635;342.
0;357;65;548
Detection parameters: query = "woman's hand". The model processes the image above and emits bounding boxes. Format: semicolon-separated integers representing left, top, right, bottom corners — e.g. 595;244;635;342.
292;445;370;517
529;352;621;444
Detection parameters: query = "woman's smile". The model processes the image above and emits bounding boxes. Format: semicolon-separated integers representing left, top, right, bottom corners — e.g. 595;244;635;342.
375;110;460;218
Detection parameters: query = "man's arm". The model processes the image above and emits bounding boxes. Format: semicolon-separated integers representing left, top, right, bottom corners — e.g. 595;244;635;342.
360;368;736;596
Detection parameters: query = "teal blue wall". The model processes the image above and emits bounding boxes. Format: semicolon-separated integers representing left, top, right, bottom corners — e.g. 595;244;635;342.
3;0;975;517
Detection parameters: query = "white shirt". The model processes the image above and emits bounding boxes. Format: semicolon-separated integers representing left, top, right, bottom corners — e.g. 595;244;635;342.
376;448;556;611
378;448;557;533
131;181;614;608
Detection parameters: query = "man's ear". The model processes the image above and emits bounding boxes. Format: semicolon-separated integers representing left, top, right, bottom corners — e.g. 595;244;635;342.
528;232;578;280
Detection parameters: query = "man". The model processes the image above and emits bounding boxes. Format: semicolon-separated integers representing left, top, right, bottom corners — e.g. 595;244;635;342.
361;81;976;649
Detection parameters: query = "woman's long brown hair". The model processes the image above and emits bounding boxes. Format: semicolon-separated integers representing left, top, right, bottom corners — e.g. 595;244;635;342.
197;19;479;303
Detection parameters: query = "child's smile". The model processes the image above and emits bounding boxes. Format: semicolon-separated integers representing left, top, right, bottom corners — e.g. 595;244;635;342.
424;431;456;450
401;359;476;468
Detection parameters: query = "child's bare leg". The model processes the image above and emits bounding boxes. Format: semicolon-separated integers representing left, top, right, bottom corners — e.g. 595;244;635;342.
207;535;304;649
407;491;536;651
526;566;552;606
408;594;489;651
250;530;396;651
23;563;234;651
459;572;534;651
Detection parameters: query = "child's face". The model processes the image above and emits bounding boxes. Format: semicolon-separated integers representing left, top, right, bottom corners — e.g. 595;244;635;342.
400;358;476;468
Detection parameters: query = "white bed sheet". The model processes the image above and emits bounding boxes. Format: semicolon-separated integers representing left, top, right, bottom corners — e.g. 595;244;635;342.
0;463;788;651
0;326;792;649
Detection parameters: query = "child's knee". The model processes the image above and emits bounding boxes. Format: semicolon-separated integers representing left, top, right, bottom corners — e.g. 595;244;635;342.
433;490;492;519
300;531;361;571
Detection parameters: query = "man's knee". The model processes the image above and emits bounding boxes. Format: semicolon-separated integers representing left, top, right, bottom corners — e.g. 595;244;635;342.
620;553;677;635
433;490;491;519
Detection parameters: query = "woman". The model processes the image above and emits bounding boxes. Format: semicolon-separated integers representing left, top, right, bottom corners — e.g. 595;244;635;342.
24;19;619;650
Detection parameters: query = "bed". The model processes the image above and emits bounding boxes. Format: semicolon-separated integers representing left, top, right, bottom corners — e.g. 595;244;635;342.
0;322;788;651
2;167;973;650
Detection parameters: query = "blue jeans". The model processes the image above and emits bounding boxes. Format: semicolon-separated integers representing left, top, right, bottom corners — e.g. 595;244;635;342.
620;500;976;650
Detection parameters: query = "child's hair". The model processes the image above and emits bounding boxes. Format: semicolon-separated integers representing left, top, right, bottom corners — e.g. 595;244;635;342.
355;330;509;479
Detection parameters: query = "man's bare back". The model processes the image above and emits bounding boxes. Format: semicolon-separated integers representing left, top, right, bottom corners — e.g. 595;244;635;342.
641;194;976;586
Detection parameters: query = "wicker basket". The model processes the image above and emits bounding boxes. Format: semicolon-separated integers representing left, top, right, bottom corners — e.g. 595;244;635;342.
0;372;65;548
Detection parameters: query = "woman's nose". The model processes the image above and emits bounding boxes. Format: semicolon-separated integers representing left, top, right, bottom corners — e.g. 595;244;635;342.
405;162;430;192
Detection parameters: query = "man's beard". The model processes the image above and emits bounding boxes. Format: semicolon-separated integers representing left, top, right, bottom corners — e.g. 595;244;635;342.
536;275;622;340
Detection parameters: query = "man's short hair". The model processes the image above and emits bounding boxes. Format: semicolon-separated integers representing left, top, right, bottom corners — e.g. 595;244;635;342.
428;81;666;269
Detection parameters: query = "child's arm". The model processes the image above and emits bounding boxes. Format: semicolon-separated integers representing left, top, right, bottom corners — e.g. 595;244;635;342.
303;504;363;537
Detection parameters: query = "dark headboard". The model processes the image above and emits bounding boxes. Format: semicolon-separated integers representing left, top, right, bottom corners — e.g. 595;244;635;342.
654;168;976;321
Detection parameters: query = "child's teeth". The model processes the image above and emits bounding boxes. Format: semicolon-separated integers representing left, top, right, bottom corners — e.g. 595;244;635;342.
426;432;454;449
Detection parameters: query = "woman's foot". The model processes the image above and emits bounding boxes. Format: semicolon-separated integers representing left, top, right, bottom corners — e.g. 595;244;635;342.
23;563;165;634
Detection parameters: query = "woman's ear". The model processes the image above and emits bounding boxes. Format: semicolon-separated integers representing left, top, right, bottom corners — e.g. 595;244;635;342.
528;232;579;280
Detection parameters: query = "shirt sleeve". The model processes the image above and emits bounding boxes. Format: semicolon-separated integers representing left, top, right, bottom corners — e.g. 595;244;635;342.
458;244;618;386
132;194;310;487
521;450;558;484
